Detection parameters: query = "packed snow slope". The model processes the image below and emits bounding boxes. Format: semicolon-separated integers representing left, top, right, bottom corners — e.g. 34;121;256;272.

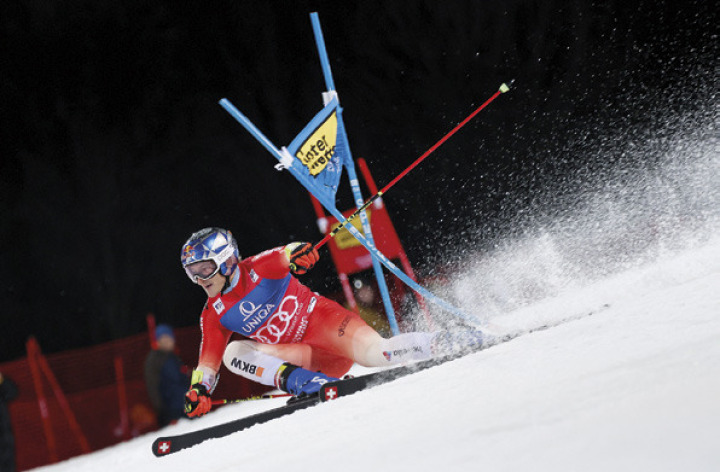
32;237;720;471
33;96;718;472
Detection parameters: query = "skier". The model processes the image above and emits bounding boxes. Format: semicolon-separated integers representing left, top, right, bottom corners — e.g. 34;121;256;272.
181;227;485;418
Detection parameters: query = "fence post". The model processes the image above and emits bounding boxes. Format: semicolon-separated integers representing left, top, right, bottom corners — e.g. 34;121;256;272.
34;339;91;453
114;356;130;440
26;337;58;464
146;313;157;349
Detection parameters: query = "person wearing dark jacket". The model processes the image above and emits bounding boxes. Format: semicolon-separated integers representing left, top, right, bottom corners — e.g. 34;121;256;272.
144;325;190;427
0;372;18;472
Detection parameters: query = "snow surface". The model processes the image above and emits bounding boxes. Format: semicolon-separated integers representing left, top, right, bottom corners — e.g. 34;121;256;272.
32;101;719;471
32;237;720;471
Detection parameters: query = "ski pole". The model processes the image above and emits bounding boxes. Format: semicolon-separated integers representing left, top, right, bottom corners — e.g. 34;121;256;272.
314;81;512;250
211;393;292;406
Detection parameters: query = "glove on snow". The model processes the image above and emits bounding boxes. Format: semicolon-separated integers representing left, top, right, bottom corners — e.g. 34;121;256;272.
285;242;319;275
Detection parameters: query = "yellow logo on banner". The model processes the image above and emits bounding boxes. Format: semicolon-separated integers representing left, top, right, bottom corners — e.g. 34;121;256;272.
332;210;371;250
296;111;337;176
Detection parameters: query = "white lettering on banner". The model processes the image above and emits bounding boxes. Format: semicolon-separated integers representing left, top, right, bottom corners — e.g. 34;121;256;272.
252;296;300;344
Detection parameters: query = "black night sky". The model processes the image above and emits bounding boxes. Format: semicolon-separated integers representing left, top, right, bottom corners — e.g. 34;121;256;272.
1;0;716;361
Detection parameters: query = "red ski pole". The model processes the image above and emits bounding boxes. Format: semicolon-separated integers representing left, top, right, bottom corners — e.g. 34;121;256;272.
315;81;512;250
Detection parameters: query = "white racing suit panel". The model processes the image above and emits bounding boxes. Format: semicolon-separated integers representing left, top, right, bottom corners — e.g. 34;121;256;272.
352;331;437;367
222;340;287;387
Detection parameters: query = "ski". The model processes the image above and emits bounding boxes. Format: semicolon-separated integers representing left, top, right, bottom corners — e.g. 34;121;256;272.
320;353;464;401
152;363;438;457
152;304;608;456
152;395;318;457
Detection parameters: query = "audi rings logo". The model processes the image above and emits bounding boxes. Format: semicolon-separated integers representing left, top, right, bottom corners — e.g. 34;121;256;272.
251;296;299;344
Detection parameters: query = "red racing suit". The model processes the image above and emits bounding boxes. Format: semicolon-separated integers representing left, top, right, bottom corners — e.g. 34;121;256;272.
197;247;342;374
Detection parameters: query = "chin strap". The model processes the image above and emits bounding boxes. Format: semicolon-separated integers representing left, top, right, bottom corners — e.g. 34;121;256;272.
221;268;240;294
221;276;231;294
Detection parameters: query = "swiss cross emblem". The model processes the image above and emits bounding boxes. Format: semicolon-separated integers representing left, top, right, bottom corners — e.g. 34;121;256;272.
157;440;172;454
324;386;338;401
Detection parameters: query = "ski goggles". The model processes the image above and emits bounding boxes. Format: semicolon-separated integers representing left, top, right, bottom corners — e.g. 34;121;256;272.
184;260;220;283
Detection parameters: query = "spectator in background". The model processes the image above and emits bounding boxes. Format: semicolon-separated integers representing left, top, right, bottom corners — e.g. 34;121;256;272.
0;372;18;472
144;325;190;427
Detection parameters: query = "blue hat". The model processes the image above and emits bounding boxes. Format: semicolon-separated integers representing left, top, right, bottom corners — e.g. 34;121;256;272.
155;324;175;340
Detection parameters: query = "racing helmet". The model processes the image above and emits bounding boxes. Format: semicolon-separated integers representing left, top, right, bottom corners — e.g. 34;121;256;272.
181;227;240;283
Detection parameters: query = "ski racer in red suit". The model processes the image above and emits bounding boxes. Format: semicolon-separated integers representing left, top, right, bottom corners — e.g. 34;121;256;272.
181;228;486;418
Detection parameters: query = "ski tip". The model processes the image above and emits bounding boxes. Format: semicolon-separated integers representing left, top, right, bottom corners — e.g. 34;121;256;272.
320;383;339;402
152;438;174;457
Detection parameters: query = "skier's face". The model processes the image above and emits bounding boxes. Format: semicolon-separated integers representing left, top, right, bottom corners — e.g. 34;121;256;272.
198;271;225;298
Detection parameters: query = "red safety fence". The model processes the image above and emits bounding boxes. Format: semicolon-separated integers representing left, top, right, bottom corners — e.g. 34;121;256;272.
1;325;269;471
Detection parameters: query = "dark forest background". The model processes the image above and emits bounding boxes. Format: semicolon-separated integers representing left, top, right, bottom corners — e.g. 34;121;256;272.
1;0;716;361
